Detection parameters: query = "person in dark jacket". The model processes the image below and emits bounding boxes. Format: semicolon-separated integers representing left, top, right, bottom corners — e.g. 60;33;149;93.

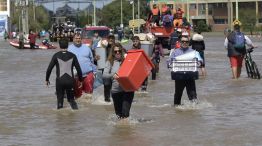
103;43;134;123
190;31;206;76
46;38;83;110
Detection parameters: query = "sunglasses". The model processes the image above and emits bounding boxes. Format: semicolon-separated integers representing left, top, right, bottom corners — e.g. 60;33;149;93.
114;50;121;53
181;40;189;43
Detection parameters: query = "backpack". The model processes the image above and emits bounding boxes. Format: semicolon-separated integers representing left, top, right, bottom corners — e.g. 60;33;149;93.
233;32;245;51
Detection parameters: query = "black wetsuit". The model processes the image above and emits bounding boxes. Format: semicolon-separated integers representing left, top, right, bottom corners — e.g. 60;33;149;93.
46;50;83;109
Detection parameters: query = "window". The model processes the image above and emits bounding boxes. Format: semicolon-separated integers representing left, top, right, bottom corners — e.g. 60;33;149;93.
214;19;228;24
0;0;7;11
82;29;109;39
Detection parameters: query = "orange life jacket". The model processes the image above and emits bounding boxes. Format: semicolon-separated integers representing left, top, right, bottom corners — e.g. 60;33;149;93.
152;8;159;16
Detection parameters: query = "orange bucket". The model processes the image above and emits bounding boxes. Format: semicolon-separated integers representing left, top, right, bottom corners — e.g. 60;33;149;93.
117;50;154;91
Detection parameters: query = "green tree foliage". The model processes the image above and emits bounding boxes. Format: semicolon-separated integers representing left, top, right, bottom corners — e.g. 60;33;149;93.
100;0;149;28
11;2;51;32
78;11;93;27
196;20;209;32
28;4;51;31
239;9;256;35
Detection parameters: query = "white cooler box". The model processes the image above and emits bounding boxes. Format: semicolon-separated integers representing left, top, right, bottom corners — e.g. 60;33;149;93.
141;41;153;57
170;60;199;80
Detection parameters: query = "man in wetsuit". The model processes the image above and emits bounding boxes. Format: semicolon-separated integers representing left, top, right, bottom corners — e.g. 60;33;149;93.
46;38;83;110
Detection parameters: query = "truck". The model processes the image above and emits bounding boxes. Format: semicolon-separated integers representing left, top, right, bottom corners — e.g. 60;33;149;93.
81;26;111;47
146;22;190;50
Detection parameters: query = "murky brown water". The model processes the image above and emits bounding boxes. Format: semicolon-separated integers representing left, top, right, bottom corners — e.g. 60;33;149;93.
1;34;262;146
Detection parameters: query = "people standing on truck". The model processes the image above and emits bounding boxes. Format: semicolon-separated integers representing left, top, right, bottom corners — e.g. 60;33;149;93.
162;10;173;28
167;36;202;106
161;3;168;16
68;34;96;98
28;30;38;49
173;8;184;27
190;31;206;77
151;38;164;80
149;4;160;26
224;19;256;79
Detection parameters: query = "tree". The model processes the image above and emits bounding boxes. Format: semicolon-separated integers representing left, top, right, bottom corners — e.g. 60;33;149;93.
196;20;209;32
100;0;149;28
10;2;51;33
239;9;256;35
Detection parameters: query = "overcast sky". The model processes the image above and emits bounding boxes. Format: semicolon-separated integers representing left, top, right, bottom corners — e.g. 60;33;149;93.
41;0;113;12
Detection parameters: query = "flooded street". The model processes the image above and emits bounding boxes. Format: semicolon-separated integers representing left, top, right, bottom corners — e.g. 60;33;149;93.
1;33;262;146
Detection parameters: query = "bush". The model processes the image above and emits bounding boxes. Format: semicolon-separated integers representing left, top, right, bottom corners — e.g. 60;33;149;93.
196;20;209;32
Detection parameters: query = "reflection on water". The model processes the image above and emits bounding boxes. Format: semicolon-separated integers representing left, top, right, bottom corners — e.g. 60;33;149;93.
0;35;262;145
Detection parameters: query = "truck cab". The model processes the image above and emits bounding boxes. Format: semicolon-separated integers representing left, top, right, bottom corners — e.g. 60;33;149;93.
81;26;110;47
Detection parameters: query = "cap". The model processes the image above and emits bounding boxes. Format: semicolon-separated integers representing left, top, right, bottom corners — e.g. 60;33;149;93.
233;19;242;26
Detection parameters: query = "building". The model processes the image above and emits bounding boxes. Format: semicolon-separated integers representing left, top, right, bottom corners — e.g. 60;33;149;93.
0;0;10;37
149;0;262;31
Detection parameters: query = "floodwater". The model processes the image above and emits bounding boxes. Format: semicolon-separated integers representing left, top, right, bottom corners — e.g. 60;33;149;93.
0;33;262;146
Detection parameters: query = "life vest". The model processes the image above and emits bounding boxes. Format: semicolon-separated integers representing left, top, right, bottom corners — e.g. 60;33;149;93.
152;8;159;16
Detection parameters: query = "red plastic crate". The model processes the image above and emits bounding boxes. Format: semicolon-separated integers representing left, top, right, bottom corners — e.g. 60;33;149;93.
117;50;154;91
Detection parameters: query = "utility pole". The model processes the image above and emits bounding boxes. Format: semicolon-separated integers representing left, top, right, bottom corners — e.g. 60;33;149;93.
132;0;134;34
236;0;238;20
33;0;36;21
121;0;123;28
138;0;140;33
93;0;96;26
17;0;29;34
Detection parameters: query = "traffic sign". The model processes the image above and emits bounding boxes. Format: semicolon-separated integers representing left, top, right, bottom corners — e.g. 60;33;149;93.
129;19;146;28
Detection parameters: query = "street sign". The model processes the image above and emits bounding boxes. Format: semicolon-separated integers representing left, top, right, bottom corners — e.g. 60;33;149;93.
129;19;146;28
